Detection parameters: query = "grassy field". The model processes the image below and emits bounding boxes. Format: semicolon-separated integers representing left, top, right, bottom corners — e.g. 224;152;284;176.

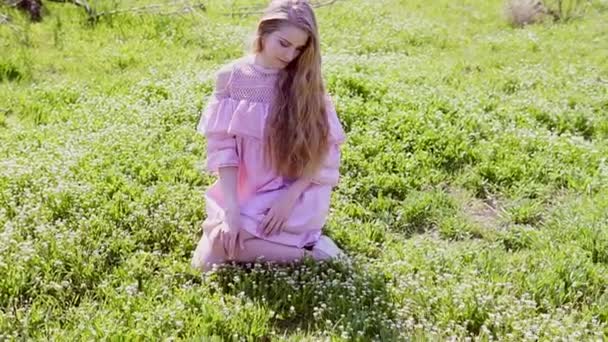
1;0;608;339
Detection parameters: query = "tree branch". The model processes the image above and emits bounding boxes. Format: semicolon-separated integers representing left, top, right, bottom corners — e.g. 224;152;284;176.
46;0;94;16
86;0;205;22
225;0;341;16
44;0;205;22
0;13;10;24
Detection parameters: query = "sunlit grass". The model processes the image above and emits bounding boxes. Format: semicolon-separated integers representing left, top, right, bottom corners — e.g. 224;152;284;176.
1;0;607;339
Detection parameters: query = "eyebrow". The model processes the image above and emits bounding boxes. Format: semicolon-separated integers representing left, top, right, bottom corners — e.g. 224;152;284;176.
278;35;306;49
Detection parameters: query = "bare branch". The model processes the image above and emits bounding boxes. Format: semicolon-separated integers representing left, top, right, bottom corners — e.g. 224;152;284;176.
0;12;23;33
47;0;94;16
0;13;10;24
41;0;205;21
225;0;341;16
88;0;205;21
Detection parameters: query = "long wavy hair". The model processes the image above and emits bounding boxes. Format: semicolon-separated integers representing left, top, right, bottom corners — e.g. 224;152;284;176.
253;0;330;179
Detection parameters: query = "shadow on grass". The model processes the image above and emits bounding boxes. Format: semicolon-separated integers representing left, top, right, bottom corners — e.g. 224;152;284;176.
206;257;399;340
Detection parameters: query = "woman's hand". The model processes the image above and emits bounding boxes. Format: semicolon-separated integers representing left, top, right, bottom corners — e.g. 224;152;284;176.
217;166;243;259
259;190;298;236
221;205;244;259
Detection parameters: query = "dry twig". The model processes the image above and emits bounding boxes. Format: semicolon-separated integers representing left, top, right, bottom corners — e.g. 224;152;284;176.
47;0;94;16
226;0;340;16
45;0;204;22
0;13;10;24
88;0;205;21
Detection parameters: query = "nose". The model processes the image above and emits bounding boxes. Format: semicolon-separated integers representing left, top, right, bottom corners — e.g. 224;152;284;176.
284;48;298;63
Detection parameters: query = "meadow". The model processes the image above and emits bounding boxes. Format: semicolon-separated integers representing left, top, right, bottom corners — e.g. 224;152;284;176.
1;0;608;339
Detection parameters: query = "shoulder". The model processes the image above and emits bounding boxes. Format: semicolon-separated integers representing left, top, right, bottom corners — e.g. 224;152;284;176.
213;61;236;87
215;63;233;79
212;56;252;92
214;56;256;85
217;55;253;76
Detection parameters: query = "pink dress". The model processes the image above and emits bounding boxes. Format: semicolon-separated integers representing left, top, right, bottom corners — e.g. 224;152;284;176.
195;56;346;249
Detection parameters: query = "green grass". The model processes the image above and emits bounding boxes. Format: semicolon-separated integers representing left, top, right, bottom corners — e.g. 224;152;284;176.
1;0;607;339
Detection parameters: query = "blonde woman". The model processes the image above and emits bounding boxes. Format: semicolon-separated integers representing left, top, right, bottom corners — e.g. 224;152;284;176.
192;0;346;271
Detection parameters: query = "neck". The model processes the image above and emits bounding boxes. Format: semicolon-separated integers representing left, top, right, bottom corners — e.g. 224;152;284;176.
254;53;280;70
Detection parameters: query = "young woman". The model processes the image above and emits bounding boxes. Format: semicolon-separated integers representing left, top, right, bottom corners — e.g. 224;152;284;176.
191;0;345;271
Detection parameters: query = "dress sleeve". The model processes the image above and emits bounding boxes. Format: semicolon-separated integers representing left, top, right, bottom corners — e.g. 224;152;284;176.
196;65;239;173
311;95;346;186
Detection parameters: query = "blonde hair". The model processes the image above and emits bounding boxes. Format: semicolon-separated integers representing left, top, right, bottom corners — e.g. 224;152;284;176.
253;0;330;179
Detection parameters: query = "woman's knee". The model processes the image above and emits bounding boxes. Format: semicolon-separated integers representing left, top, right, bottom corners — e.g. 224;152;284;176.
191;234;226;271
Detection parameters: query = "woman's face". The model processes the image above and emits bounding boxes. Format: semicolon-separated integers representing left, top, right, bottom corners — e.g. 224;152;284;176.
259;23;309;69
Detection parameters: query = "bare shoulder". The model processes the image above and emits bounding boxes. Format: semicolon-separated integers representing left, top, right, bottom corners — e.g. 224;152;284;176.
217;56;251;76
213;57;248;89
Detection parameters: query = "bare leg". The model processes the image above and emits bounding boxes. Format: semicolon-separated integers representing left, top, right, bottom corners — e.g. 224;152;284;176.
191;231;227;272
192;229;310;271
235;237;307;263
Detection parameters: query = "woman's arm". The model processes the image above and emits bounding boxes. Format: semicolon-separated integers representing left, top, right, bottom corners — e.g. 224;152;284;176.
259;177;311;236
218;166;242;258
218;166;239;210
284;177;311;202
